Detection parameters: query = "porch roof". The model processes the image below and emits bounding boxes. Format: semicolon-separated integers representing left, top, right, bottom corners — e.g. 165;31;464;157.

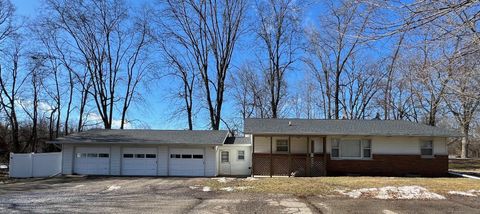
244;118;462;137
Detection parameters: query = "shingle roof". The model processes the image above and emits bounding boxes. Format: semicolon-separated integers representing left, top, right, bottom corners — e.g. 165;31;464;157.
244;118;462;137
224;137;251;145
51;129;229;145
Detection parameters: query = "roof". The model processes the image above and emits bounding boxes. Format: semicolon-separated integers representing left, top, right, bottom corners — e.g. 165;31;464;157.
51;129;229;145
244;118;462;137
224;137;251;145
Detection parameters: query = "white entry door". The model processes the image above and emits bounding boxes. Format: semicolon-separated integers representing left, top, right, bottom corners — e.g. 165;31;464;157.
169;148;205;176
74;147;110;175
122;147;157;176
219;150;231;175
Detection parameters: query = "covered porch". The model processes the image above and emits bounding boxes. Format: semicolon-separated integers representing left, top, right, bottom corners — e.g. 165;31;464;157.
251;135;328;177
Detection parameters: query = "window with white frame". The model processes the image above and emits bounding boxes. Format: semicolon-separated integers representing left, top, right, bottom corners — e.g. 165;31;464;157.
237;150;245;160
331;139;372;159
221;151;229;163
276;139;289;152
420;140;433;157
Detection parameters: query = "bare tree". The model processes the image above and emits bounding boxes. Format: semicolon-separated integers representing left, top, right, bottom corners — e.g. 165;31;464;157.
0;40;25;152
445;52;480;158
305;0;375;119
46;0;149;129
160;0;246;130
255;0;301;118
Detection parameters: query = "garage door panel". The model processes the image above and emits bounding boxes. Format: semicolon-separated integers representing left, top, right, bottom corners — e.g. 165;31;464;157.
74;147;110;175
169;148;205;176
122;147;157;176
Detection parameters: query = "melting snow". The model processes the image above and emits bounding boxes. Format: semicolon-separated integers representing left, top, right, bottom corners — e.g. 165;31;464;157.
202;186;212;192
105;185;121;192
211;177;235;183
244;177;258;181
448;190;480;197
219;186;252;192
336;186;445;200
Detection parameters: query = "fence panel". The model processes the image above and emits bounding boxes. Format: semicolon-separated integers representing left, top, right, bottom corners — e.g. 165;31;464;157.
9;152;62;178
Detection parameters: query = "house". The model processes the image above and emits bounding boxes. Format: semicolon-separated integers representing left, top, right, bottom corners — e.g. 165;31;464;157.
244;118;462;177
54;130;251;177
51;119;460;177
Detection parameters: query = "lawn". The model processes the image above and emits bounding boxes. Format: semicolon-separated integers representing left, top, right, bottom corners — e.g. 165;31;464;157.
201;177;480;196
449;159;480;172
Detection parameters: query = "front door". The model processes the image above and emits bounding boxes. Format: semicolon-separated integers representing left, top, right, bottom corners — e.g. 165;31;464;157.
219;150;231;175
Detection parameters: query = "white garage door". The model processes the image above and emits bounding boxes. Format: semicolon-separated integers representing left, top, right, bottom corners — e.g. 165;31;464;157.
169;148;205;176
122;147;157;176
74;147;110;175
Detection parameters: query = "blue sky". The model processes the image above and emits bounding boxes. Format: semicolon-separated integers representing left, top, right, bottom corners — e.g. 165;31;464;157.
10;0;392;130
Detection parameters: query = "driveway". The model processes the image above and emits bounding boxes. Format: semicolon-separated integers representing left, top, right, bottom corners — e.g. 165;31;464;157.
0;176;479;213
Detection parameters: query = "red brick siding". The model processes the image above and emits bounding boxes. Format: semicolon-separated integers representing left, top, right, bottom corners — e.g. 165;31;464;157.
326;154;448;177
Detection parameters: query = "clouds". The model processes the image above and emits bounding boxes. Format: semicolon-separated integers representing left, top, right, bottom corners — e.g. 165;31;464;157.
85;113;133;129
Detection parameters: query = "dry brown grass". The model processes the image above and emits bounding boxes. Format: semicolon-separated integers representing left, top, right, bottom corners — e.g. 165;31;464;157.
201;177;480;196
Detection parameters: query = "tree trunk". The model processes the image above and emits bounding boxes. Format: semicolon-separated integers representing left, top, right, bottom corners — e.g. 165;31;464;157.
461;125;469;158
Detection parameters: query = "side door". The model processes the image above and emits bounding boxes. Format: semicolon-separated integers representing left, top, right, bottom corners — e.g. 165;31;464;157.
219;150;231;175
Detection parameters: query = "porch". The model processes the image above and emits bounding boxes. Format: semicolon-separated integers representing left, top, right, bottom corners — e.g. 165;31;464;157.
251;135;328;177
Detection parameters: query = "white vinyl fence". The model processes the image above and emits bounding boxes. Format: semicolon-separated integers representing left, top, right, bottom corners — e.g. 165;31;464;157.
9;152;62;178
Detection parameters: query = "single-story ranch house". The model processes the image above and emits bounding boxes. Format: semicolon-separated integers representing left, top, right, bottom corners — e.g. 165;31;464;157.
51;118;461;177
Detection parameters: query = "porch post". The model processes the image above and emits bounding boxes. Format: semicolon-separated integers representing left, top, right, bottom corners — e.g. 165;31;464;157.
306;136;310;177
251;135;255;177
270;136;273;177
288;136;291;177
323;136;327;176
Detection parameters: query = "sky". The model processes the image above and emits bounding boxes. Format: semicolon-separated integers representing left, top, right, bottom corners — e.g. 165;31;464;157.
9;0;392;130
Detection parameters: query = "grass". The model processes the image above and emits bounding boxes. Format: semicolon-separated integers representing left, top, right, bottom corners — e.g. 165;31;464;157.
449;159;480;171
200;177;480;196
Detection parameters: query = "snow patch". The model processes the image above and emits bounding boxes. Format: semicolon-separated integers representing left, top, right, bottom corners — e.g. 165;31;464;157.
202;186;212;192
219;186;253;192
105;185;121;192
211;177;235;183
244;177;258;181
336;186;445;200
448;190;480;197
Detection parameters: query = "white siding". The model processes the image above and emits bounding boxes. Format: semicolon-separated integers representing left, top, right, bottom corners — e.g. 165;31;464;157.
253;136;270;153
204;146;217;176
290;136;308;153
110;145;121;175
158;146;168;176
324;136;449;155
218;145;251;176
62;144;74;174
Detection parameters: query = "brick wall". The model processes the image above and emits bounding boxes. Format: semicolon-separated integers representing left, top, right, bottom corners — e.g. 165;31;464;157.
326;154;448;177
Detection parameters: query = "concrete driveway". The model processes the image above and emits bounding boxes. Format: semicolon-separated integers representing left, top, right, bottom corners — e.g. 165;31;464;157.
0;176;479;213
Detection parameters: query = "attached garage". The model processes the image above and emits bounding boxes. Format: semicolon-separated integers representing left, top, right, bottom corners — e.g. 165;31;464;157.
54;129;230;177
74;147;110;175
121;147;157;176
169;148;205;176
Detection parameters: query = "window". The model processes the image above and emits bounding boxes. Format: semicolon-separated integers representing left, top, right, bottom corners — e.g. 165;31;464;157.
362;140;371;158
135;154;145;158
99;153;109;158
331;140;339;158
76;153;87;158
331;139;372;159
123;154;134;158
237;150;245;160
170;154;181;158
276;139;289;152
146;154;156;158
420;141;433;157
87;153;98;158
193;154;203;159
221;151;229;163
182;154;192;159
